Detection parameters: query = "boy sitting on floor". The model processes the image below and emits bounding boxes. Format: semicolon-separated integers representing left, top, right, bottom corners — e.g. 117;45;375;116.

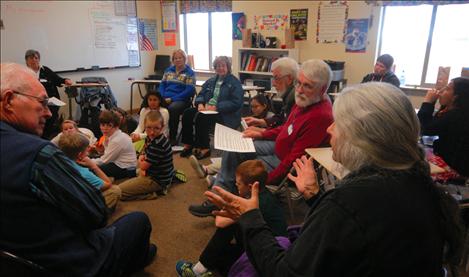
58;132;121;211
176;160;287;276
119;110;175;200
91;110;137;180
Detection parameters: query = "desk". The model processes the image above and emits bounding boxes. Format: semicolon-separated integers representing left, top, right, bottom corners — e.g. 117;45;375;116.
306;147;445;181
129;79;206;112
65;83;108;119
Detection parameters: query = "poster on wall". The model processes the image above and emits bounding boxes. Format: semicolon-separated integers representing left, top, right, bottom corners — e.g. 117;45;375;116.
290;9;308;40
316;2;348;43
254;14;288;31
232;12;246;40
345;18;368;53
164;33;176;46
138;18;157;51
161;1;177;32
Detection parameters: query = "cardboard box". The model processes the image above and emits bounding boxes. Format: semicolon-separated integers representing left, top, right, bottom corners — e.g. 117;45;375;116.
284;28;295;49
242;28;252;48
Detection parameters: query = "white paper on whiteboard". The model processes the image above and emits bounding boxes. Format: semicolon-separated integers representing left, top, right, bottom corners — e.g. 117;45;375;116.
214;123;255;153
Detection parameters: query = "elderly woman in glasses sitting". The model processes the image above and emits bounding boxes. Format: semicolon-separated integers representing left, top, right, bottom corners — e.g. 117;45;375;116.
179;56;243;160
24;49;73;139
206;82;462;276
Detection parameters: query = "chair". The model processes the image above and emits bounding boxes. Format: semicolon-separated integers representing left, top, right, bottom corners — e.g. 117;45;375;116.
0;250;49;276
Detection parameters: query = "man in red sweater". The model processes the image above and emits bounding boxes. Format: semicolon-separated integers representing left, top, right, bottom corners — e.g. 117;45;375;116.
189;59;334;217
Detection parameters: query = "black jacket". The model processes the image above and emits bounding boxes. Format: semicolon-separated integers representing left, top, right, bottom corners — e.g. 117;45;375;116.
361;71;400;87
418;102;469;176
239;165;445;276
39;66;67;98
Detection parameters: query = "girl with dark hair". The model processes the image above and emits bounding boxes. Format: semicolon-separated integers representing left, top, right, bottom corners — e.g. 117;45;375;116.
250;94;274;119
131;90;169;142
418;76;469;177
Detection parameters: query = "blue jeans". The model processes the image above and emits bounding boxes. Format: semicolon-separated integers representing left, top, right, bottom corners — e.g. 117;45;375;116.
167;101;191;141
214;140;280;193
98;212;153;276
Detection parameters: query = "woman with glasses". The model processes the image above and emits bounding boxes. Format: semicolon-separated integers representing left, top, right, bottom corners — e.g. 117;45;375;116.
180;56;243;160
24;49;73;139
418;76;469;177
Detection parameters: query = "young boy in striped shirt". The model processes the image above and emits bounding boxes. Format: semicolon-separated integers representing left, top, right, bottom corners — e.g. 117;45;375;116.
119;110;174;200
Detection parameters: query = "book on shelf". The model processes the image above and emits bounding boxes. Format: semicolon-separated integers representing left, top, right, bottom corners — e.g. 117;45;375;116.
247;55;258;71
255;57;264;72
240;53;248;71
261;57;270;72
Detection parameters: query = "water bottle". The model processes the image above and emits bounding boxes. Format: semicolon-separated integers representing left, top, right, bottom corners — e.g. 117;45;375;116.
399;70;406;86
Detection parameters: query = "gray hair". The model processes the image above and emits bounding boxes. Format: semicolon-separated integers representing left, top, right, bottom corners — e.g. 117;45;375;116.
213;56;232;74
333;82;423;171
300;59;332;92
1;63;36;96
271;57;299;80
25;49;40;60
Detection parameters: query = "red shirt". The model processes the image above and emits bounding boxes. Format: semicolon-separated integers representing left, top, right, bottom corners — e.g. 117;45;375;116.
262;100;333;185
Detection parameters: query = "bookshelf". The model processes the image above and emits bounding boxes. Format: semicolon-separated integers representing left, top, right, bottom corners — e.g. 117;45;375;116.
236;47;299;89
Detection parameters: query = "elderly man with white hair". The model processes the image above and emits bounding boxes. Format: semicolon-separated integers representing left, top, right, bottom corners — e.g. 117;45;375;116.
0;63;156;276
189;59;334;217
244;57;299;129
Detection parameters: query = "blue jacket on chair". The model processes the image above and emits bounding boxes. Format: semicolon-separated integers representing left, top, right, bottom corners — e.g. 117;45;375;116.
195;74;244;129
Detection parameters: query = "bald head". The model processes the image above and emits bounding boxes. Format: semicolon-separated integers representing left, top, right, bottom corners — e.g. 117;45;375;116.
1;63;51;136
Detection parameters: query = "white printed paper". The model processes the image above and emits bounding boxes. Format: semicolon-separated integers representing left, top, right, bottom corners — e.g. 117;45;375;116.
214;123;255;153
48;97;66;106
200;110;219;115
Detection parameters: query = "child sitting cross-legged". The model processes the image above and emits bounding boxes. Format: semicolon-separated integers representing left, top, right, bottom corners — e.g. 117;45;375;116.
91;110;137;180
119;110;175;200
58;132;121;211
176;160;287;276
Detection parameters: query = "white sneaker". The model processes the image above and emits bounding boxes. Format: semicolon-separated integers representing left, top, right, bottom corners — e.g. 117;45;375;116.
189;155;206;178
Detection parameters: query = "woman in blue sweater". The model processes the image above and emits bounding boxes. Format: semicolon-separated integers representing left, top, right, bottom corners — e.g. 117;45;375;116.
158;49;196;145
180;56;243;159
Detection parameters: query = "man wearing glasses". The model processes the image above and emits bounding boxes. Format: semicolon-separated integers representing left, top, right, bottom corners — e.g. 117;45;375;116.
189;59;334;217
244;57;299;129
0;63;156;276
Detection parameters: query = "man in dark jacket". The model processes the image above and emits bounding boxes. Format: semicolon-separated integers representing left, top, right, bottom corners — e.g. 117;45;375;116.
361;54;400;87
0;63;156;276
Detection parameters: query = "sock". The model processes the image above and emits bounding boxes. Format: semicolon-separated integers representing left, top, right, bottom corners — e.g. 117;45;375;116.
192;261;208;275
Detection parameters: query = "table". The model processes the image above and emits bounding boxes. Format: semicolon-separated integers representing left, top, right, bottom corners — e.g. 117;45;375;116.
129;79;206;113
64;83;108;119
306;147;445;181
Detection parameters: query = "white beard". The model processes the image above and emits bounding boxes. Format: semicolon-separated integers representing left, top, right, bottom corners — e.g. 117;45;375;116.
295;91;317;107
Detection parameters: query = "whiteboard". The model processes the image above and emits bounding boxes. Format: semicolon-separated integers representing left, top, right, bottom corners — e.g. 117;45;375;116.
0;1;140;72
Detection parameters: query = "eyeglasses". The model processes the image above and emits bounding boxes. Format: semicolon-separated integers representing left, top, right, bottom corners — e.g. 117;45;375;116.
13;91;49;108
272;74;287;81
295;80;318;92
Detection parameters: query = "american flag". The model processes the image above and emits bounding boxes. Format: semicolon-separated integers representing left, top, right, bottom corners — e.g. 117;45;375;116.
139;20;154;51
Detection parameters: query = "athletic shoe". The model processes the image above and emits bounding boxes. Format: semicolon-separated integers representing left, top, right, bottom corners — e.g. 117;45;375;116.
189;155;207;178
175;260;213;277
188;200;218;217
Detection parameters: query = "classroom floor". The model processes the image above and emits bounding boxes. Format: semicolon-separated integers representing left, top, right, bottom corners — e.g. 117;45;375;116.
109;153;217;276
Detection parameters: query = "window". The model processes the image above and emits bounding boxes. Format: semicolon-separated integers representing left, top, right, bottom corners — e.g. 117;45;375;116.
379;4;469;87
179;12;232;71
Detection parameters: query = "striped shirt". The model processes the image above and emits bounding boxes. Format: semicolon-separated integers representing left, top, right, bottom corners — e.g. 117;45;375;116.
144;134;174;187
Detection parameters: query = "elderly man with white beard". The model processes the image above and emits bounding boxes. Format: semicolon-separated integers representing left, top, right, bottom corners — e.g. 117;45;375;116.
189;59;334;217
244;57;299;129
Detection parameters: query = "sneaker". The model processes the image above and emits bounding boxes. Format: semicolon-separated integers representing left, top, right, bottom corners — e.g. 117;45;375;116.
175;260;213;277
144;243;157;267
188;200;218;217
190;155;207;178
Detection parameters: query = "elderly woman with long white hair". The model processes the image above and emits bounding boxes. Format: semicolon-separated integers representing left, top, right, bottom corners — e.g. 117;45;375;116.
206;82;462;276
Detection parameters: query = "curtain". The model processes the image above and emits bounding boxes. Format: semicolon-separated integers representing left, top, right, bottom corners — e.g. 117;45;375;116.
365;0;469;5
180;0;232;14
